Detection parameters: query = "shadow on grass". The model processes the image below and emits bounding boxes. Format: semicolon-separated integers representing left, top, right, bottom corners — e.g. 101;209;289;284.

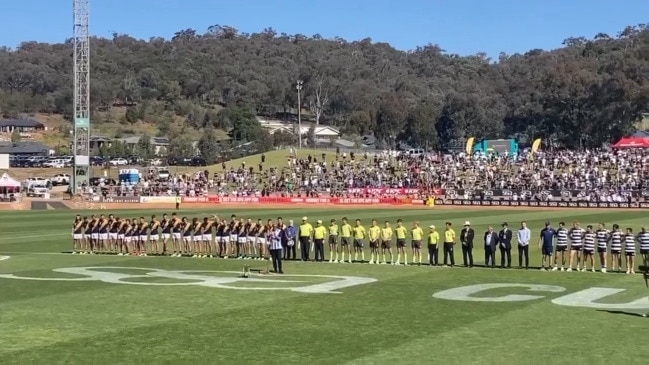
597;309;648;318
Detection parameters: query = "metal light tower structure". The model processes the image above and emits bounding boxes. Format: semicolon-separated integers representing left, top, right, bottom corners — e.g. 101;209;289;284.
296;80;303;149
72;0;91;193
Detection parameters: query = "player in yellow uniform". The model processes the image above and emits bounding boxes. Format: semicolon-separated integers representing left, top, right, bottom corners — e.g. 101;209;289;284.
380;221;394;264
410;221;424;265
394;219;408;265
328;219;339;263
368;219;381;264
427;225;440;265
353;219;367;262
340;217;353;263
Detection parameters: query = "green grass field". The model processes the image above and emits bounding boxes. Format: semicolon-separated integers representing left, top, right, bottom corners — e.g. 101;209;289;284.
1;207;649;364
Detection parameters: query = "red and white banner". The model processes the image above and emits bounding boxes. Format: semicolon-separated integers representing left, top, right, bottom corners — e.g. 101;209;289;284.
178;196;422;206
346;188;419;195
181;196;219;203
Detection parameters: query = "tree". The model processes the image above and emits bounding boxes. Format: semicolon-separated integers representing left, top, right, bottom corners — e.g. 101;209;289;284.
197;126;222;164
167;133;195;158
306;125;316;146
308;75;330;125
137;134;153;158
10;129;21;142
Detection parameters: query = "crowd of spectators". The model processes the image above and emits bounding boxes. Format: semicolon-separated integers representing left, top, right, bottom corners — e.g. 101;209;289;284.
87;148;649;201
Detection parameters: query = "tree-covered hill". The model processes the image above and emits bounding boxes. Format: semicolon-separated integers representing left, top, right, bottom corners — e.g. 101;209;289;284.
1;24;648;149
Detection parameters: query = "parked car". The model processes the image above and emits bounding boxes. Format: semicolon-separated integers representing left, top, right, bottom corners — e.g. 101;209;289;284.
191;157;207;166
109;158;128;166
52;174;71;186
89;177;117;186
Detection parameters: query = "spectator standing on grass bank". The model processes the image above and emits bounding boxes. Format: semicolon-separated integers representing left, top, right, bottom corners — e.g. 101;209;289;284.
517;221;531;269
499;223;513;268
460;221;475;267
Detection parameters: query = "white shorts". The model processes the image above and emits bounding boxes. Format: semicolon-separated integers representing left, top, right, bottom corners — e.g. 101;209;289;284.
162;233;171;240
125;237;132;243
139;235;147;241
257;238;266;245
173;232;182;240
202;234;211;241
247;237;255;243
230;235;238;242
73;234;83;240
150;234;159;241
100;233;108;240
109;233;118;240
84;234;91;239
237;237;246;244
193;235;201;242
91;233;99;240
118;234;125;240
218;236;227;243
183;236;192;242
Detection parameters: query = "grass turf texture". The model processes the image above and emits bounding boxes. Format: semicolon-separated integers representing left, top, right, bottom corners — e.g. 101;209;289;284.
1;207;649;365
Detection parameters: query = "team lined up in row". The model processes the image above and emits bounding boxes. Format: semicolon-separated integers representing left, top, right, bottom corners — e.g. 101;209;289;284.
540;222;649;274
71;213;287;258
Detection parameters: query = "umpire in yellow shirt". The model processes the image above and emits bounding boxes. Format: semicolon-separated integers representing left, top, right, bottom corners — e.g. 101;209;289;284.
313;220;327;262
299;217;314;261
443;221;456;267
427;225;440;265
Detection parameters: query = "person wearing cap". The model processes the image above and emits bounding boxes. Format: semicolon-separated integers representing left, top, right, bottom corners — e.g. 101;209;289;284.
299;217;314;261
498;222;513;268
427;225;440;266
460;220;475;267
313;220;327;262
443;222;456;267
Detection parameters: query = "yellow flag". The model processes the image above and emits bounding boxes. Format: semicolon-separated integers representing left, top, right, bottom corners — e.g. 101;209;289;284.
465;137;475;155
531;138;542;153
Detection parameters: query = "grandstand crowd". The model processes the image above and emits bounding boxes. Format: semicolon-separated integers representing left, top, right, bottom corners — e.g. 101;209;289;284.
87;148;649;199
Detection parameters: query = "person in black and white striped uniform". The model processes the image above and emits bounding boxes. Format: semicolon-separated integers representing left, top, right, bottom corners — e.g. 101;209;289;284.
582;225;596;272
624;227;636;275
268;224;284;274
552;222;569;271
609;224;623;273
638;227;649;275
567;222;585;272
595;223;609;273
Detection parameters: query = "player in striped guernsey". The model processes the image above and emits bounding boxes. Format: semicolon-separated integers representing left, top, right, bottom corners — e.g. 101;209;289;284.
567;222;585;272
609;224;623;273
595;223;610;273
582;225;596;272
638;227;649;274
552;222;569;271
623;227;636;275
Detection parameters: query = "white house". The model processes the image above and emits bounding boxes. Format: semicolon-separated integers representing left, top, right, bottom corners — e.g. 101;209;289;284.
257;118;340;138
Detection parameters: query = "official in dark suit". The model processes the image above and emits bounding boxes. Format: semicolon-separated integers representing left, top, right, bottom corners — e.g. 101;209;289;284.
498;222;513;268
484;226;498;268
460;221;475;267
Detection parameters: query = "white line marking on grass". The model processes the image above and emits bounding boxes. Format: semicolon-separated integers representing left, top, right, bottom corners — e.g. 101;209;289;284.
0;256;9;261
0;233;70;241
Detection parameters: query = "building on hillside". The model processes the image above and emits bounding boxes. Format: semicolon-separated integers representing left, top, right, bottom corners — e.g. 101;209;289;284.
116;136;170;155
89;136;112;150
0;141;51;156
257;118;340;138
0;119;46;133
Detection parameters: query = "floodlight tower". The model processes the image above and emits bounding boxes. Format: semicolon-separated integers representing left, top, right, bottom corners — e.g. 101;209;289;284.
72;0;90;193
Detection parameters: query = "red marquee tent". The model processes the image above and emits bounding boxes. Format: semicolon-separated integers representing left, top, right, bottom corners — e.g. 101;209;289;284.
611;137;649;149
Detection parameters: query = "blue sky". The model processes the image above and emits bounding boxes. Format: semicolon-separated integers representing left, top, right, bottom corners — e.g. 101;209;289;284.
2;0;648;57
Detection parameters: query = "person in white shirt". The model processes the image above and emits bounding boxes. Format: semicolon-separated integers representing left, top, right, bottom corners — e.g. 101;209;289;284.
517;221;531;269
